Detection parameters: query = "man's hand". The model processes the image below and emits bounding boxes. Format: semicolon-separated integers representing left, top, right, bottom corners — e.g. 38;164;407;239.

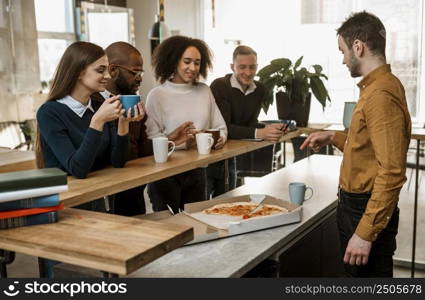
117;102;146;136
256;124;285;142
167;121;196;146
299;131;336;152
344;233;372;266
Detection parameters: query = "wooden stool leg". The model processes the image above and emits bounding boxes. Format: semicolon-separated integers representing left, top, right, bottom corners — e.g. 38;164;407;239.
224;159;229;192
0;250;16;278
102;271;119;278
38;257;48;278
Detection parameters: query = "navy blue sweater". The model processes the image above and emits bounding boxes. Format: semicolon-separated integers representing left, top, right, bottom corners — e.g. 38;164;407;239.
37;100;129;179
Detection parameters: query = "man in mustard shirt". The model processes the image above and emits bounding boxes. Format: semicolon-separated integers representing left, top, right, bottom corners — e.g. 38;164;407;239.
301;11;411;277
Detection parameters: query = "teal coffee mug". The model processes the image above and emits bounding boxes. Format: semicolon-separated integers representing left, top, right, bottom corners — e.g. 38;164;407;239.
289;182;313;205
120;95;141;117
343;101;356;129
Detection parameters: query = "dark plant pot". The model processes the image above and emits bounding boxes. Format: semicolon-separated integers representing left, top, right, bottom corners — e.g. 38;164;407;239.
276;92;311;127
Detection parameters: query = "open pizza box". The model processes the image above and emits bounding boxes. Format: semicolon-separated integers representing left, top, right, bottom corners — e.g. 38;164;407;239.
138;194;302;245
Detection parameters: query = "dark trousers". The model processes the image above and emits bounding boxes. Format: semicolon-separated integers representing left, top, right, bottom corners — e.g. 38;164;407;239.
148;168;206;213
206;158;237;199
337;188;399;277
113;185;146;216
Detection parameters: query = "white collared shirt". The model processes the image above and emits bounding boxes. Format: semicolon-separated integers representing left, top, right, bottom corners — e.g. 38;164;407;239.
99;90;113;100
230;73;257;95
57;95;94;118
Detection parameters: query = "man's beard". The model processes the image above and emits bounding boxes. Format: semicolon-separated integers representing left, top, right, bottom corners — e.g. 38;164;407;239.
349;52;361;78
115;73;136;95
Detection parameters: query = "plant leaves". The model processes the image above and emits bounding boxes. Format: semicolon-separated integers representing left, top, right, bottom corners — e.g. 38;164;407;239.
320;73;328;80
312;64;323;74
261;77;279;113
262;88;275;114
286;78;293;101
310;76;330;110
258;56;331;112
270;58;292;69
257;63;282;79
294;56;303;70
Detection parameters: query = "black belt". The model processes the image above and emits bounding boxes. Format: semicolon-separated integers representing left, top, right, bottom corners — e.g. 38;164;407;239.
338;186;371;210
338;187;371;197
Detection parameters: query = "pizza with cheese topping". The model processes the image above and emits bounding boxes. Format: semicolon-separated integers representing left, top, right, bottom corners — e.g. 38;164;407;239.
202;201;288;219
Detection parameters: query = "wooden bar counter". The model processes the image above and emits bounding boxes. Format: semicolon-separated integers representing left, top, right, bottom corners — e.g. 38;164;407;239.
61;130;303;207
0;208;193;275
0;149;36;173
1;131;304;277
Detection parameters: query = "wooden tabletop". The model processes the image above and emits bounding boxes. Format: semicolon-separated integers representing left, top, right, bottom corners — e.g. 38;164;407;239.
411;128;425;140
306;123;425;139
0;150;36;173
61;130;303;207
0;208;193;275
128;155;342;277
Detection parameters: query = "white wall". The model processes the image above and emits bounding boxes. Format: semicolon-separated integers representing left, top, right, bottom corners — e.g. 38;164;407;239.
127;0;201;97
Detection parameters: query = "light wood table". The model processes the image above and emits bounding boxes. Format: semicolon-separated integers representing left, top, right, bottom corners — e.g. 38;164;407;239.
0;208;193;276
0;130;304;278
0;150;36;173
60;130;303;207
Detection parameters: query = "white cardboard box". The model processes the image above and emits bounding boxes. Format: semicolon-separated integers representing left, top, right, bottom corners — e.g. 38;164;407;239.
138;194;302;245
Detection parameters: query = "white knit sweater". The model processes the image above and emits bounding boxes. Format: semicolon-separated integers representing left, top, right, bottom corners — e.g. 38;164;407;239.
145;80;227;148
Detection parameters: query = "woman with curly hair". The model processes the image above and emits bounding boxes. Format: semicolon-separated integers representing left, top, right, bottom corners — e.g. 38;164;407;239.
146;35;227;213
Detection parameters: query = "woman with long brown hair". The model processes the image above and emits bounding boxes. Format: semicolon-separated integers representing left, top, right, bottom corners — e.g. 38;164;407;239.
35;41;144;278
36;41;144;180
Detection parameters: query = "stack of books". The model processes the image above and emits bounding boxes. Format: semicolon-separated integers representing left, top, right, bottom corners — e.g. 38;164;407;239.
0;168;68;229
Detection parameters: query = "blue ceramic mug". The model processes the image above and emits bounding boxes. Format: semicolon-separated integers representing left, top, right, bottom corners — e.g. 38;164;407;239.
289;182;313;205
120;95;141;117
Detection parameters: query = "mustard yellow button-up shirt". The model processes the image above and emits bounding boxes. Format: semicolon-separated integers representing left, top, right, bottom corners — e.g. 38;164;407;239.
333;64;411;242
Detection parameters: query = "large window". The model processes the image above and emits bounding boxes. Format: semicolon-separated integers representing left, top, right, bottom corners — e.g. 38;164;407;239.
202;0;425;123
0;0;40;95
80;1;135;49
34;0;76;86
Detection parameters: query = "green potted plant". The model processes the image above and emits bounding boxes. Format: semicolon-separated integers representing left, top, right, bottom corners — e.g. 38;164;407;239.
257;56;331;127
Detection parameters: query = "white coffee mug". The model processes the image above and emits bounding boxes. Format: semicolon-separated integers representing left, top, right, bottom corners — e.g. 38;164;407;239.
196;133;214;155
152;137;175;163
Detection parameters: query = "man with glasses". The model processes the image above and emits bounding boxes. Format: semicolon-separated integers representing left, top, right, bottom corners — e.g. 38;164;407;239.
207;46;286;198
92;42;191;216
91;41;150;216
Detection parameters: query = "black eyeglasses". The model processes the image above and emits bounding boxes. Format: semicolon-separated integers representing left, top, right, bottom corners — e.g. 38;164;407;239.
114;64;144;78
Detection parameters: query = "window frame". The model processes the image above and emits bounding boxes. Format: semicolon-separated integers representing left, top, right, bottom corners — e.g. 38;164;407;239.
79;1;135;47
34;0;77;87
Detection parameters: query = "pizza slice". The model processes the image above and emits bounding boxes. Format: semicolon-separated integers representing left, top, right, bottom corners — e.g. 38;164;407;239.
202;201;288;219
